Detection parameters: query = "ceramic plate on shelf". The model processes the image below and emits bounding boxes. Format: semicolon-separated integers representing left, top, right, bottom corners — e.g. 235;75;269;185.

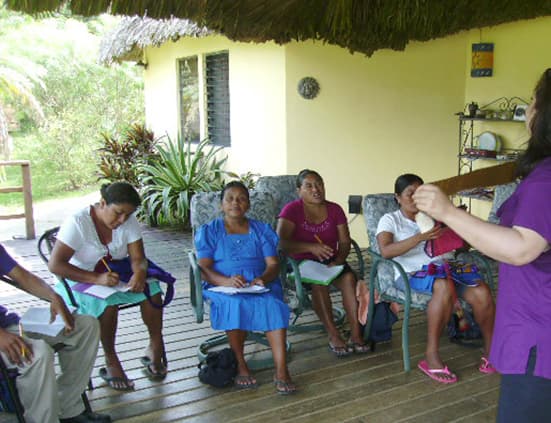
477;131;501;151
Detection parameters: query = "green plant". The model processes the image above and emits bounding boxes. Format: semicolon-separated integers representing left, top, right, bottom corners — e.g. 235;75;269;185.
97;123;159;186
139;137;229;228
233;171;260;189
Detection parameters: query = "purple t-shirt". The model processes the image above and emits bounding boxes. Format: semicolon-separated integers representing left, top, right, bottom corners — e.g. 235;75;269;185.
0;244;21;328
278;199;347;261
490;156;551;379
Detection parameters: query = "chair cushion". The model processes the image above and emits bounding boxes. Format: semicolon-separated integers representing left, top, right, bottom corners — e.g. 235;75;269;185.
255;175;299;215
488;182;519;224
190;190;277;230
362;193;398;252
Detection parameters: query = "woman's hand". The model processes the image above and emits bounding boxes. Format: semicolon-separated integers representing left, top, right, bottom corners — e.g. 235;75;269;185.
310;243;334;262
413;184;455;222
250;278;265;287
225;274;247;288
95;271;120;287
416;225;443;242
127;273;146;293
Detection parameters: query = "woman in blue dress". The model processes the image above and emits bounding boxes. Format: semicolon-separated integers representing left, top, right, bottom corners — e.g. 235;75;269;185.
195;181;296;394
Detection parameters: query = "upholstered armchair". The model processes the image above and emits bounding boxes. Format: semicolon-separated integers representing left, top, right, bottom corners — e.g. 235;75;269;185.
362;193;493;372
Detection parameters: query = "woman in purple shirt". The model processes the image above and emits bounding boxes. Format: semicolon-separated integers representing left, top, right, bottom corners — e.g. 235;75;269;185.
414;69;551;422
277;169;368;356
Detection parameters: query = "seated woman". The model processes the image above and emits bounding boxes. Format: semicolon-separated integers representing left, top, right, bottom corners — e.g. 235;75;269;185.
377;173;496;383
277;169;368;357
195;181;296;394
49;182;167;391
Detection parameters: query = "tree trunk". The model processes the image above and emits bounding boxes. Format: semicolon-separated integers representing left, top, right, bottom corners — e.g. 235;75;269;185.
0;106;12;160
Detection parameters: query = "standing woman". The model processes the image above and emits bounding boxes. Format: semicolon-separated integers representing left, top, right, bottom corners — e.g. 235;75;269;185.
49;182;167;391
277;169;368;356
195;181;295;394
414;69;551;422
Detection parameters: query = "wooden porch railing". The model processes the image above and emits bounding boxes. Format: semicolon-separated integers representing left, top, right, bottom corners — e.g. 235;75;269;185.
0;160;35;239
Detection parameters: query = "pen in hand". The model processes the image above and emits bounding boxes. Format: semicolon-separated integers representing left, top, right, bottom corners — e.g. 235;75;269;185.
101;258;112;272
314;234;324;245
19;323;27;360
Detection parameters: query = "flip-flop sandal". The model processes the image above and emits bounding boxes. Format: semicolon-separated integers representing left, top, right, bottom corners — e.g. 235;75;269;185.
98;367;135;391
274;379;297;395
479;356;498;374
417;359;458;384
329;342;352;357
140;356;168;380
348;341;371;354
234;375;258;390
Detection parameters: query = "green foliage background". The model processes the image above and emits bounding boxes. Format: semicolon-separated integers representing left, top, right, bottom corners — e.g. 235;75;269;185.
0;7;144;203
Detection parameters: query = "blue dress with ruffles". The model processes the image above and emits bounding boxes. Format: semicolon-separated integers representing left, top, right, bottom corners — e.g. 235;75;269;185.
195;218;290;331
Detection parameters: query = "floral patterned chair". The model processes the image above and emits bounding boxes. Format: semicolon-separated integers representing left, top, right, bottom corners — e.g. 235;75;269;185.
488;181;519;224
255;175;299;217
188;189;288;369
362;193;493;372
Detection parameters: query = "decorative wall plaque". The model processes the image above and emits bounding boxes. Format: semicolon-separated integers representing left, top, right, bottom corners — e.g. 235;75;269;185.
297;77;320;99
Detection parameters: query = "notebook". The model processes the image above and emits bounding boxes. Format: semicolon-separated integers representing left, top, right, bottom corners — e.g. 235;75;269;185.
296;260;344;286
72;281;132;299
20;306;76;337
208;285;270;295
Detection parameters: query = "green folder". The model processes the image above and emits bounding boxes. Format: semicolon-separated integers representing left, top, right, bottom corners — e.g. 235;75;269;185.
296;260;345;285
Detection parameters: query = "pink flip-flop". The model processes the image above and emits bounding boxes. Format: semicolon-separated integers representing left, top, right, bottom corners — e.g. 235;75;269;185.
479;357;498;374
418;359;458;384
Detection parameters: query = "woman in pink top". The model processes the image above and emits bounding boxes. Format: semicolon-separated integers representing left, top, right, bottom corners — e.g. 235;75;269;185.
277;169;368;356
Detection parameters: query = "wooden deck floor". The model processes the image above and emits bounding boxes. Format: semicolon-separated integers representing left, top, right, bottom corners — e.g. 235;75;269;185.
0;227;499;423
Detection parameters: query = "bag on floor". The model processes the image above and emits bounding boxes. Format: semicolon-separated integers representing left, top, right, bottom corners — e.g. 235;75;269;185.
365;302;398;344
447;307;483;348
198;348;238;388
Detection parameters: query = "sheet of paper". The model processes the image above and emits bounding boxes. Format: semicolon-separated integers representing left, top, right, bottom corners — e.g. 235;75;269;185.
297;260;344;285
20;306;76;337
72;282;131;299
208;285;270;295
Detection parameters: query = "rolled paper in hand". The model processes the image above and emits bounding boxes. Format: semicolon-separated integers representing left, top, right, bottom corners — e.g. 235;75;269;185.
415;211;435;233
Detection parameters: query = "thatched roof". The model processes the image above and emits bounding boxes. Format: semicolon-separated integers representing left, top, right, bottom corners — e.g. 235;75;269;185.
7;1;551;57
98;16;212;65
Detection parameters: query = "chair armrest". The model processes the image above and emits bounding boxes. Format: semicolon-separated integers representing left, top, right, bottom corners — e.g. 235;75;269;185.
188;251;204;324
350;239;365;280
278;251;307;317
367;248;413;304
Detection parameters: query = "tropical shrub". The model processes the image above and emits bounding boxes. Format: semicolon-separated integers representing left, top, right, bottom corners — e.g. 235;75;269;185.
139;137;229;228
97;123;159;186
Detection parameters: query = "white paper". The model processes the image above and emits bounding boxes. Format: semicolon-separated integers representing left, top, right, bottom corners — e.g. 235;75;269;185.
297;260;344;285
83;282;131;299
20;306;76;337
208;285;270;295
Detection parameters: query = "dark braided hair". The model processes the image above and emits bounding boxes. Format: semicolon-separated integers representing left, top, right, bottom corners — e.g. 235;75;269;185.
296;169;323;188
220;181;249;202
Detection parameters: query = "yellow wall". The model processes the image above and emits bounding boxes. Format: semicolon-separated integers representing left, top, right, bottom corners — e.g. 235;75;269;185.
144;36;287;176
143;15;551;246
463;17;551;219
285;36;467;244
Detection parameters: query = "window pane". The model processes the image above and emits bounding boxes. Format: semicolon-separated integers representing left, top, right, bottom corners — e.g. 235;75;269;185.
205;52;230;147
178;56;200;142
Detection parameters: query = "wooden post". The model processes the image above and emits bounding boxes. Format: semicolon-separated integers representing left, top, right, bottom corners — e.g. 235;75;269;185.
21;162;35;239
0;160;35;239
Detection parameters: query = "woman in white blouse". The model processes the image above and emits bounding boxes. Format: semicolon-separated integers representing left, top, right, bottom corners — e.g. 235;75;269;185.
49;182;166;391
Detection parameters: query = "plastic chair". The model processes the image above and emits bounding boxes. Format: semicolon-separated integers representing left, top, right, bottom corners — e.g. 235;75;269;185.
361;193;494;372
0;274;92;422
188;189;290;369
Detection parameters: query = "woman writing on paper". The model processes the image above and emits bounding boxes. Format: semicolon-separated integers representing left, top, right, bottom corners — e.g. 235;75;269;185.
277;169;368;357
413;69;551;421
377;173;495;384
195;181;296;394
48;182;167;391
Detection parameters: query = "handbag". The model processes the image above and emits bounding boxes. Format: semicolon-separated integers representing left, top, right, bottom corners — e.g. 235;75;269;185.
424;224;466;257
198;348;238;388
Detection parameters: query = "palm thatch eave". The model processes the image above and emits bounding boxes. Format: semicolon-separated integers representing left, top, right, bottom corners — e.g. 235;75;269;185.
99;16;212;65
7;1;551;57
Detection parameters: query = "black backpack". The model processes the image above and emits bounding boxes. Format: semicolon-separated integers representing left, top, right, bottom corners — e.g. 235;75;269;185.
363;302;398;350
198;348;238;388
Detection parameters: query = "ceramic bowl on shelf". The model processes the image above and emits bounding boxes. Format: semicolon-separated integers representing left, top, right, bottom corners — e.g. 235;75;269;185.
477;131;501;152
